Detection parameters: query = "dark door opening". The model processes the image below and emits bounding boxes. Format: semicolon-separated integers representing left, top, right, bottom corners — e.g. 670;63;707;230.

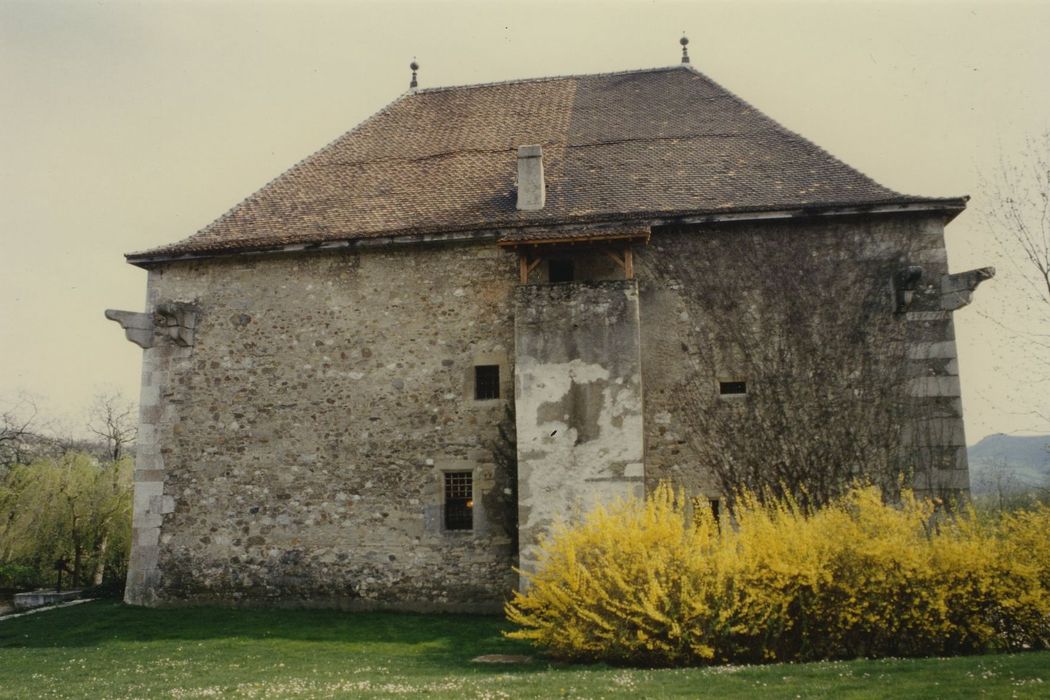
549;259;575;283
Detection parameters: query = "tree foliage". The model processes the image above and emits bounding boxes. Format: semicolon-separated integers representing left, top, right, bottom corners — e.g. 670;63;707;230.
0;453;132;590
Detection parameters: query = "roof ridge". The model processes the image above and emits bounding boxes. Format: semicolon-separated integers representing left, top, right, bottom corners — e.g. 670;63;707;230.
413;64;689;95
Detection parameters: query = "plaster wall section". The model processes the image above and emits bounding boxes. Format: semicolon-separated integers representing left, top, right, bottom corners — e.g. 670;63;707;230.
514;280;645;584
130;243;519;611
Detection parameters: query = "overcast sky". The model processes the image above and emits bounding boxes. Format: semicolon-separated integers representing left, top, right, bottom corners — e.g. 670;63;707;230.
1;0;1047;442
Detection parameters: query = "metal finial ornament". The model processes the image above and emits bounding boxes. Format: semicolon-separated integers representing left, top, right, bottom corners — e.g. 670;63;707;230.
680;35;690;64
410;59;419;89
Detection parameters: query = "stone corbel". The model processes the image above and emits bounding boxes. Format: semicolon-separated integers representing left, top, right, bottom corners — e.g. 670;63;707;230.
105;301;199;349
154;302;198;347
941;267;995;311
104;310;156;349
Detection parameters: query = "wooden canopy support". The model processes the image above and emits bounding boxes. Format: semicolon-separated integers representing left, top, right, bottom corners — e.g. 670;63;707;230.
510;228;647;283
518;253;543;284
602;246;635;280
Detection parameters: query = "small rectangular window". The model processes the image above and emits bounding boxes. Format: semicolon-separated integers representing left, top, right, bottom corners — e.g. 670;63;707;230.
444;471;473;531
691;497;721;527
549;259;575;283
719;380;747;396
474;365;500;400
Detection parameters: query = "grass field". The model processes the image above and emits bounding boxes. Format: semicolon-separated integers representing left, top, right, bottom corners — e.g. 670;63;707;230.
0;600;1046;699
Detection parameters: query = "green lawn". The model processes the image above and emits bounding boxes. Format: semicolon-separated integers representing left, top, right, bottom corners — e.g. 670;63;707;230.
0;601;1046;699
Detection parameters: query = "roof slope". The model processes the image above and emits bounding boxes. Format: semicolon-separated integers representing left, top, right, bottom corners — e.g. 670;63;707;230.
133;65;961;261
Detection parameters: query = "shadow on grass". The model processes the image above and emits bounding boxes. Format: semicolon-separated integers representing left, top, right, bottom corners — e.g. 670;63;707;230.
0;600;539;664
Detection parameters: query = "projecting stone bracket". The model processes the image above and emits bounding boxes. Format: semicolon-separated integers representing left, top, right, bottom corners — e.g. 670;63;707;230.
940;267;995;311
105;302;199;349
104;310;155;349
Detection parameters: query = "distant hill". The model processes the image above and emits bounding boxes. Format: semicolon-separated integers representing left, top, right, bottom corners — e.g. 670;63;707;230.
968;434;1050;495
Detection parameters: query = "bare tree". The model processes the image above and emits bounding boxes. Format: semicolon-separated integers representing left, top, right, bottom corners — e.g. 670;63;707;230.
981;131;1050;427
984;131;1050;309
0;396;41;470
87;391;137;462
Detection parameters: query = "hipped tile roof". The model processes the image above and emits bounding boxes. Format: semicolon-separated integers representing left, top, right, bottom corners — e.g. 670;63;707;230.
130;65;963;263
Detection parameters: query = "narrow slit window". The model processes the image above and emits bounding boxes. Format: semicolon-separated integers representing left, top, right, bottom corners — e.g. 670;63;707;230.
719;380;747;396
474;365;500;400
444;471;473;531
549;259;575;283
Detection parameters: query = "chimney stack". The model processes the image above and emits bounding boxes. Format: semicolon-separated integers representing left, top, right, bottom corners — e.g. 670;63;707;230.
516;144;545;211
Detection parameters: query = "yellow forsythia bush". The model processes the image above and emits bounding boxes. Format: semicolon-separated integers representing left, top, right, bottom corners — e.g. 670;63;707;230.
504;484;1050;666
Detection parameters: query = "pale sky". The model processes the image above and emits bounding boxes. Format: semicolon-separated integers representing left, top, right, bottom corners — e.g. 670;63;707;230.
1;0;1048;442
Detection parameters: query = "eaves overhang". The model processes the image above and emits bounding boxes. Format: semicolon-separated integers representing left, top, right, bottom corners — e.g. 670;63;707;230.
125;197;968;269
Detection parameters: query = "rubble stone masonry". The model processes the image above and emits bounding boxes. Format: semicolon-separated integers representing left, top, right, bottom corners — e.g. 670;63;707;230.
119;213;983;609
126;243;519;610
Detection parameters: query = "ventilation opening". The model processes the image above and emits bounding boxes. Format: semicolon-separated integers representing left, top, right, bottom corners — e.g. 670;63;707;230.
719;380;747;396
691;497;722;526
474;365;500;400
444;471;473;531
548;259;575;283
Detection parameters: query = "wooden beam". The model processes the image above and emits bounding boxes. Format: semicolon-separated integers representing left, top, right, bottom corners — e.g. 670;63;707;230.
497;231;651;248
624;247;634;279
603;248;625;269
519;254;543;283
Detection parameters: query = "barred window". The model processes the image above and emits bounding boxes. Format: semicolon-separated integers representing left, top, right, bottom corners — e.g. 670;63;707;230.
474;365;500;400
444;471;474;531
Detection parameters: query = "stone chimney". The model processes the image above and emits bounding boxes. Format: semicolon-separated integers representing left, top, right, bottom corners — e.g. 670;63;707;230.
516;145;545;211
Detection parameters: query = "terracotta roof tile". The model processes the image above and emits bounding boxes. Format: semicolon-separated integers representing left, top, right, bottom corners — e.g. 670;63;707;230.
131;66;961;261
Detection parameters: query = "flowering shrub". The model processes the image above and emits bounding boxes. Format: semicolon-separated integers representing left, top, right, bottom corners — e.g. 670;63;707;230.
505;484;1050;666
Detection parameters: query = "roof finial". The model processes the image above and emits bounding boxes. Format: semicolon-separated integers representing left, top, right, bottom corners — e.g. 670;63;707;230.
409;59;419;90
680;35;690;64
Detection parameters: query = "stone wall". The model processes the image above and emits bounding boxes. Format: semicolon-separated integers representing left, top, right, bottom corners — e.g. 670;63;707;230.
634;213;975;502
118;211;983;609
127;243;519;611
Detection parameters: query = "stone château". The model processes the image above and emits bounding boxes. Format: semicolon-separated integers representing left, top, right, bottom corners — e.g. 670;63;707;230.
107;53;992;611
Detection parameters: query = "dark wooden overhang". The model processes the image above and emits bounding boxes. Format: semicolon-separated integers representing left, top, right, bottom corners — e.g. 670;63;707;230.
497;226;651;283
